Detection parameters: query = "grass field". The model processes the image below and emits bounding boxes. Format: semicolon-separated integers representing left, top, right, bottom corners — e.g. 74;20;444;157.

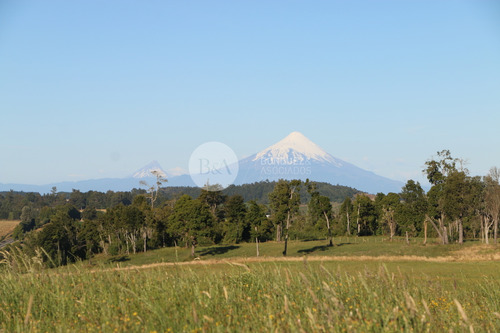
1;238;499;332
0;219;19;240
92;236;500;268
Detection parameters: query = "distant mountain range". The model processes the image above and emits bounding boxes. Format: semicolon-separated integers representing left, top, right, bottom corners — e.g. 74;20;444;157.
0;132;405;194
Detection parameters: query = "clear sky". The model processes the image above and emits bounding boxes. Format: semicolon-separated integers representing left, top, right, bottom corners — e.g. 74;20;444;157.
1;0;499;186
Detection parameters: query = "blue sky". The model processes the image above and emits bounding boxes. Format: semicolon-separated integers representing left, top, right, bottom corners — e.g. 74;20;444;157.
1;0;499;186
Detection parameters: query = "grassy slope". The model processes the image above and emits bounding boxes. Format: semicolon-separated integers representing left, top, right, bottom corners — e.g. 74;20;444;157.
1;260;499;332
91;236;499;268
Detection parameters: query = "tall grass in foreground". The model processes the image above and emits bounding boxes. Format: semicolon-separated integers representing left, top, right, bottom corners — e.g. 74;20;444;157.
0;261;499;332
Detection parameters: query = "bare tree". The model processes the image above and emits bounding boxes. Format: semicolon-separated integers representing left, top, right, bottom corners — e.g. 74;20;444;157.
139;170;167;209
382;207;396;241
484;167;500;244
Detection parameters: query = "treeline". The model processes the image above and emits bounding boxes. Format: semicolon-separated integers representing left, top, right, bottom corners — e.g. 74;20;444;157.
0;181;358;220
335;151;499;245
3;150;500;267
2;181;358;266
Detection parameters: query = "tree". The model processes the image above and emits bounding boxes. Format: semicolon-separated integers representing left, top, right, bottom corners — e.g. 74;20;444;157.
398;180;428;242
69;189;86;210
140;170;167;209
168;195;214;257
484;167;500;244
198;184;227;219
424;150;459;244
34;207;85;266
50;186;57;206
13;205;37;239
426;184;449;244
424;150;457;185
223;195;248;243
375;193;400;241
442;171;480;244
338;197;354;236
247;200;273;243
307;182;334;246
268;179;301;256
424;150;481;244
352;195;377;236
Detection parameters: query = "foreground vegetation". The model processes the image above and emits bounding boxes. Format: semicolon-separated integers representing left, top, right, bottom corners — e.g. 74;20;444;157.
0;257;499;332
1;239;499;332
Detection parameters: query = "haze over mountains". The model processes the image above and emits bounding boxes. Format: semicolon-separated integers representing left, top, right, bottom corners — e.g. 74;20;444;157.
0;132;404;194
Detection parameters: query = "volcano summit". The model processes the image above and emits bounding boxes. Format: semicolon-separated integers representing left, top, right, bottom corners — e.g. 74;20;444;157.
234;132;403;194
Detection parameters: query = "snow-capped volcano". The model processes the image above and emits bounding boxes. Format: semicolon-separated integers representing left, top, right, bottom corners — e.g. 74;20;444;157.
132;161;167;179
253;131;342;167
235;131;404;194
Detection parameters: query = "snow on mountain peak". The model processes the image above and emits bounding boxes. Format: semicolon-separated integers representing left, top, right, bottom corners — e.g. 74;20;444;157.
253;132;341;166
132;161;167;179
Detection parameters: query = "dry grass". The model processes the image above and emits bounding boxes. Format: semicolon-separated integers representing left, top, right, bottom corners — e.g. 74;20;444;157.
452;243;499;258
0;220;20;238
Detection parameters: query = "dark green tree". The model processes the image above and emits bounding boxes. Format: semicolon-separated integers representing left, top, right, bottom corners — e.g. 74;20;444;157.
398;180;428;241
34;208;84;266
352;195;377;236
268;179;301;256
247;200;273;243
337;197;354;236
168;195;214;257
223;195;248;243
198;185;227;220
307;182;334;246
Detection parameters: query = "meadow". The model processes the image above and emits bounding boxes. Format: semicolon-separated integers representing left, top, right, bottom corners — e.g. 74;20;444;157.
1;238;499;332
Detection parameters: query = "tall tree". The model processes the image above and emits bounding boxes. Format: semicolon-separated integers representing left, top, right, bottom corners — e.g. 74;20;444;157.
168;195;214;257
424;150;481;244
352;195;377;236
268;179;301;256
247;200;273;243
338;197;354;236
442;171;480;244
484;167;500;244
398;180;428;242
375;193;401;241
307;182;334;246
223;195;248;243
139;170;167;209
198;184;227;219
424;150;459;244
